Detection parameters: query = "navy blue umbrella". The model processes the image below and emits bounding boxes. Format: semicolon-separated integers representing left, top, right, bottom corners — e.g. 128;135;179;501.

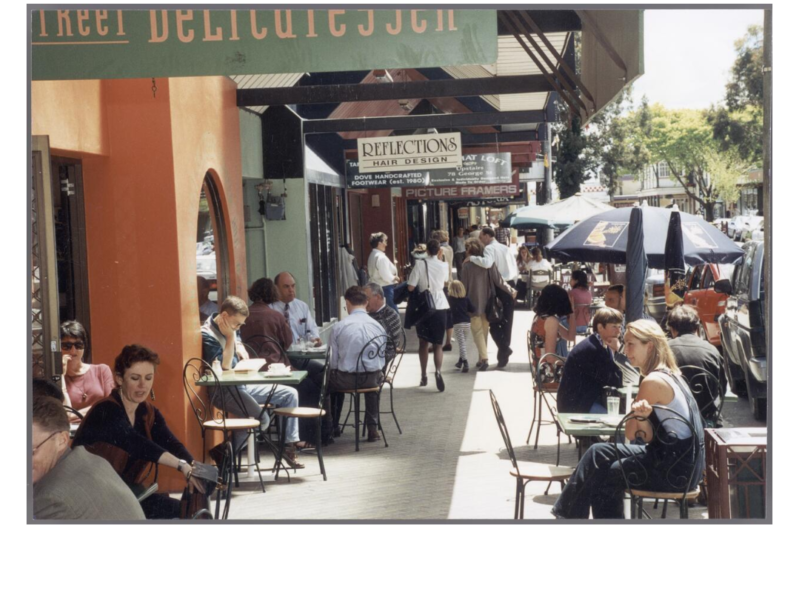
664;209;687;308
625;206;647;323
545;205;744;268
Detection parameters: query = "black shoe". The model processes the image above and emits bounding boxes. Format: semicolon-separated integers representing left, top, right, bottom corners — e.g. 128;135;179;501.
435;371;445;392
420;375;428;387
455;358;464;369
333;427;342;438
461;361;469;373
506;348;514;357
478;361;489;372
443;344;453;352
496;355;509;369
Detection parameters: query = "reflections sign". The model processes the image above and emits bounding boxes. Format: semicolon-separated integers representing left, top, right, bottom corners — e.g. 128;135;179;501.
347;152;511;188
31;9;498;80
357;133;462;173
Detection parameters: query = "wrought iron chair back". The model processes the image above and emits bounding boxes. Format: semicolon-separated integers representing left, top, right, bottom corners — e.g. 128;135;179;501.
489;390;520;477
242;333;290;366
383;328;406;382
355;333;394;392
612;404;702;517
679;365;723;427
182;358;246;443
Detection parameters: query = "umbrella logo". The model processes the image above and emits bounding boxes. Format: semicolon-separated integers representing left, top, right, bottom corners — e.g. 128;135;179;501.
583;221;629;248
682;223;718;249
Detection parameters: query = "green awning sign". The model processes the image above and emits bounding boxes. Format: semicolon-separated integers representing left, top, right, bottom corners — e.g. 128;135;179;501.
32;9;498;80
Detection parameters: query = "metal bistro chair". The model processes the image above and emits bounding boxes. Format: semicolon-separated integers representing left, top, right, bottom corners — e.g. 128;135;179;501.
377;329;406;435
338;333;395;452
273;346;331;481
490;391;573;520
538;353;573;462
680;366;724;429
612;405;702;519
241;336;298;478
531;353;571;467
524;330;539;444
183;358;259;518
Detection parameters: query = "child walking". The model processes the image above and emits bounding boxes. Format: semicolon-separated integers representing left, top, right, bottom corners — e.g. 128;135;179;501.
447;281;476;373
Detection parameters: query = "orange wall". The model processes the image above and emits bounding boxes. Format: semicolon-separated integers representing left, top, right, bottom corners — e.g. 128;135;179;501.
32;77;246;491
31;80;107;155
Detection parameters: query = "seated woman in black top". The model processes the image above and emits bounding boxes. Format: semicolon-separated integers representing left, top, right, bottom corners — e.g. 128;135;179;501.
72;344;205;519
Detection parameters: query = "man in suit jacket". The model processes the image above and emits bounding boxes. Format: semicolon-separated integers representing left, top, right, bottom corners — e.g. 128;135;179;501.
33;395;144;520
557;308;625;414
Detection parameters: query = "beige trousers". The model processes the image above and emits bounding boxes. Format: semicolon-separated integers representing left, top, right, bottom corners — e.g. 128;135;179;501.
470;315;490;361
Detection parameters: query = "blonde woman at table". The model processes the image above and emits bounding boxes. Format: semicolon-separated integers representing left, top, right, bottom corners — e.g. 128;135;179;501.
551;320;705;519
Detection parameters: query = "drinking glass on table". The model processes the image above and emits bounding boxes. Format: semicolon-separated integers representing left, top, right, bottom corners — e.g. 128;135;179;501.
607;396;620;416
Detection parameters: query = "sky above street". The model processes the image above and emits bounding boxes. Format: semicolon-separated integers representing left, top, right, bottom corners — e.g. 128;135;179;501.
630;9;764;110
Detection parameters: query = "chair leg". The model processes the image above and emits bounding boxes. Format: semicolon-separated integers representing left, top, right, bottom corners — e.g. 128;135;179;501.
525;390;537;444
519;480;526;520
354;393;360;452
514;479;522;520
389;382;402;434
544;481;553;496
556;431;561;466
660;499;669;519
378;405;388;448
533;392;544;449
341;394;353;431
316;416;327;481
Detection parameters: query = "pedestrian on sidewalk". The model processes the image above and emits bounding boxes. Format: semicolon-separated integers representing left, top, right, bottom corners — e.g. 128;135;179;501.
464;227;519;368
407;238;450;392
446;280;475;373
433;230;455;350
461;238;516;371
453;227;467;279
367;232;400;314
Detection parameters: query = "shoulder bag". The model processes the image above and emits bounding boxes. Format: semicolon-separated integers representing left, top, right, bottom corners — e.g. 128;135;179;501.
485;268;504;324
405;259;438;327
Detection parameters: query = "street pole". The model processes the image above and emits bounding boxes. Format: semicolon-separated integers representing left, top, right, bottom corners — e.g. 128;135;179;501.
762;8;771;389
541;121;554;246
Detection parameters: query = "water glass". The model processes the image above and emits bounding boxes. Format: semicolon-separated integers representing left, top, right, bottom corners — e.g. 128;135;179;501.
607;397;620;416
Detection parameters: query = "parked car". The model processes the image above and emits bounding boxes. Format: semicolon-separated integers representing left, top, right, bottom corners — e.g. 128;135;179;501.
683;263;736;347
727;215;763;241
716;241;767;420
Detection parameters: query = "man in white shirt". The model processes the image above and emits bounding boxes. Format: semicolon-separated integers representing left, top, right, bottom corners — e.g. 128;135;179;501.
465;227;519;368
367;232;400;313
328;286;388;443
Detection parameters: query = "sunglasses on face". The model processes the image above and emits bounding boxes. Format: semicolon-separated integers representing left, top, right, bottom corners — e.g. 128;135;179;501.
61;342;85;350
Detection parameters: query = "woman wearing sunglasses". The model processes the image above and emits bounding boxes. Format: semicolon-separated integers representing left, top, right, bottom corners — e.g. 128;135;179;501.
59;321;114;416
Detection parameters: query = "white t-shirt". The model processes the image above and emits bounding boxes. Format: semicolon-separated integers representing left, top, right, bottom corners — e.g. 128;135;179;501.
408;256;450;310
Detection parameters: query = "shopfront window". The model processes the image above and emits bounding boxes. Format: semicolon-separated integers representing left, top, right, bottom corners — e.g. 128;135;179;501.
196;173;229;322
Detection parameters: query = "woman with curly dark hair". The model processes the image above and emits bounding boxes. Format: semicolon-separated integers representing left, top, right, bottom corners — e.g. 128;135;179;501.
72;344;205;519
530;284;576;358
240;277;293;366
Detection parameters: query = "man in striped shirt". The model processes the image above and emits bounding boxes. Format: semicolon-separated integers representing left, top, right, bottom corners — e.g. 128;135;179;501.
363;283;404;365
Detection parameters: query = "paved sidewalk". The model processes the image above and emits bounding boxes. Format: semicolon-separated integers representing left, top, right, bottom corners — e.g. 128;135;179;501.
223;307;710;520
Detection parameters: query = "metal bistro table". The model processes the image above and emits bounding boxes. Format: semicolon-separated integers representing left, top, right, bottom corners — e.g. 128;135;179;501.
286;346;328;363
196;370;308;480
557;413;625;459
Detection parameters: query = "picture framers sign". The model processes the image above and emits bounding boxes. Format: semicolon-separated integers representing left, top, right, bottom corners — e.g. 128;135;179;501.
357;133;462;173
404;182;521;200
31;9;498;80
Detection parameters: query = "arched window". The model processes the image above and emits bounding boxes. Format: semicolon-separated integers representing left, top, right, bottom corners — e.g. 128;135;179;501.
196;173;229;322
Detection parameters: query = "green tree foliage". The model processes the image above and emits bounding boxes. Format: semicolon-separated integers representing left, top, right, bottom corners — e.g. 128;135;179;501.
553;111;591;199
707;25;763;167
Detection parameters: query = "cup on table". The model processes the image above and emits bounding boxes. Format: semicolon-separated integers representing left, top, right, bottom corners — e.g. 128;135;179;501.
607;396;620;416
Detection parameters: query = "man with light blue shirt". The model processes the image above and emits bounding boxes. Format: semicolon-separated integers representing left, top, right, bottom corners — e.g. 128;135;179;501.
269;272;328;443
329;286;388;443
269;272;322;345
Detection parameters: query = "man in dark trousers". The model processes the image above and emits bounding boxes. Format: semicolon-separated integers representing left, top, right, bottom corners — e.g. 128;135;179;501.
557;308;624;414
667;305;727;425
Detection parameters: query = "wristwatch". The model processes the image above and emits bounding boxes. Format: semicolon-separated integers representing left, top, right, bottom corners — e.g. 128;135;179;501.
178;459;189;475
